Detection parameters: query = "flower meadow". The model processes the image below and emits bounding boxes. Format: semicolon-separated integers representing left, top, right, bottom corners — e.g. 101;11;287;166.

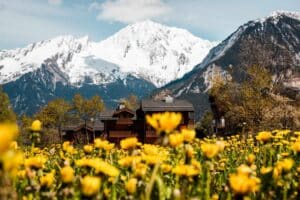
1;113;300;199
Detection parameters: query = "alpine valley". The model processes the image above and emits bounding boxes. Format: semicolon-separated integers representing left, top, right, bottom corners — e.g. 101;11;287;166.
0;20;217;115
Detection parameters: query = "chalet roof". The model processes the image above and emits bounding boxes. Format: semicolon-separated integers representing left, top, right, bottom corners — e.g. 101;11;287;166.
113;108;135;117
100;108;136;120
141;99;194;112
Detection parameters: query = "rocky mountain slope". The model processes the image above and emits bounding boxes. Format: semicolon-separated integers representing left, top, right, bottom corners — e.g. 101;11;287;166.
156;11;300;118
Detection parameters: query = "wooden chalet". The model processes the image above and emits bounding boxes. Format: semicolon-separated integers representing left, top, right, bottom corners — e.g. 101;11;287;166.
61;120;104;144
62;97;195;144
99;104;138;144
137;97;195;143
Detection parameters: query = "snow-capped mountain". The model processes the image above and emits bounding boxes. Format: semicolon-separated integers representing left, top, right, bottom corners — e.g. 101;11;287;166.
0;20;216;114
0;20;217;87
155;11;300;118
94;20;217;87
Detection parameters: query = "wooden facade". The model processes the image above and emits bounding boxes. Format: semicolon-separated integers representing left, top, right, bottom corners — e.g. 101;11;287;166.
62;98;195;144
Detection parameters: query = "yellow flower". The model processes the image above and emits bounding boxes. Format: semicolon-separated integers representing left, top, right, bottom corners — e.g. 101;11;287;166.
292;141;300;153
279;158;294;172
161;164;172;173
201;143;219;159
172;164;200;177
146;112;182;133
118;156;142;167
237;164;252;176
40;171;55;188
62;141;71;151
94;139;114;151
229;173;260;194
81;176;101;197
17;170;26;179
186;145;194;158
256;131;272;142
133;163;148;177
120;137;139;150
2;150;24;177
142;154;165;165
260;166;273;175
24;156;46;169
0;123;19;154
60;166;74;183
77;158;119;177
143;144;159;155
216;141;226;152
247;154;256;165
169;133;184;147
125;178;138;194
181;129;196;142
9;141;18;150
83;145;93;153
31;120;42;131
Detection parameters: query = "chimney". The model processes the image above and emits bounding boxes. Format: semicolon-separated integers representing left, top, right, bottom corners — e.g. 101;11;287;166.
118;102;126;110
164;95;174;103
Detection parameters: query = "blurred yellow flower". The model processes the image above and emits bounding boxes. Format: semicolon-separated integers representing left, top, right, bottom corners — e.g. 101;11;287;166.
247;154;256;165
181;129;196;142
60;166;74;183
118;156;142;167
120;137;139;150
31;120;42;131
40;171;55;188
256;131;272;142
81;176;101;197
229;173;260;194
146;112;182;133
169;133;184;147
201;143;219;158
9;141;18;150
161;163;172;173
237;164;252;176
125;178;138;194
83;144;93;153
133;163;148;177
0;123;19;154
260;166;273;175
24;156;46;169
94;139;114;151
2;150;24;177
172;164;200;177
292;141;300;153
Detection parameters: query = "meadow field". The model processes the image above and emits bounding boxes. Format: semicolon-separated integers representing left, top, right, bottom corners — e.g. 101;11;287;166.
1;112;300;200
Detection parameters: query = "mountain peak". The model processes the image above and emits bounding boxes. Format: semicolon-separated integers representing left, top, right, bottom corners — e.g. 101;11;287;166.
270;10;300;20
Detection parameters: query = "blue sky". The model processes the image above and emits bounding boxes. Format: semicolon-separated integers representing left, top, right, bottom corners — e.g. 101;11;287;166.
0;0;299;49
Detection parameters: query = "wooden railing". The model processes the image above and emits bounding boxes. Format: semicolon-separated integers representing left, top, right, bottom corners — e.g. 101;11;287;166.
109;131;137;138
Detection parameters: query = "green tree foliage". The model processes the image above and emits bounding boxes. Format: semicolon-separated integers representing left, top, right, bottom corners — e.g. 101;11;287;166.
122;94;139;110
209;65;299;133
35;99;72;142
72;94;104;122
0;87;16;122
196;111;214;137
72;94;104;143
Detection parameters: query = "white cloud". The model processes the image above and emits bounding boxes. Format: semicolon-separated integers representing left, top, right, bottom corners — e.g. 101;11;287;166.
48;0;62;6
92;0;171;23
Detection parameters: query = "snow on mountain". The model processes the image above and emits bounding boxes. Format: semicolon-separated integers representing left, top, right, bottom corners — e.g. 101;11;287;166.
0;20;217;87
93;20;218;87
155;11;300;118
